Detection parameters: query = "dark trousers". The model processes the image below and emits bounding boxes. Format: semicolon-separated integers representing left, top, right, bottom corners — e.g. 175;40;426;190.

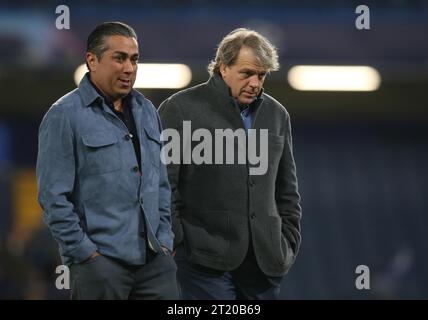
70;251;179;300
175;243;283;300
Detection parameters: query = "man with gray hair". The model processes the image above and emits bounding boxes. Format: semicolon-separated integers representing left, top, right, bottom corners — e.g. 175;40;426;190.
159;28;301;299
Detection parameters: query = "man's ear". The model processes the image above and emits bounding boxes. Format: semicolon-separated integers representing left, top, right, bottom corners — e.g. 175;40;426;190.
86;52;98;72
219;63;227;77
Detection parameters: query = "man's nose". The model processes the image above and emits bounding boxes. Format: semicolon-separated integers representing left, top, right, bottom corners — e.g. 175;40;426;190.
248;75;261;90
123;59;134;73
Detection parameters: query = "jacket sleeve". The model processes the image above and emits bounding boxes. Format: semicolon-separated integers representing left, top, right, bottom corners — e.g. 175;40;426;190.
275;110;302;262
158;98;185;249
36;106;97;263
154;110;175;252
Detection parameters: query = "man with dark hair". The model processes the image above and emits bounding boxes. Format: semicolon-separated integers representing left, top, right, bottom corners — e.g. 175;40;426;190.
159;28;302;300
37;22;178;299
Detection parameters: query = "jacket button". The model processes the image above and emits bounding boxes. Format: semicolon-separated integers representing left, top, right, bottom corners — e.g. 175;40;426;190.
132;166;139;172
250;212;256;219
248;179;254;187
125;133;133;140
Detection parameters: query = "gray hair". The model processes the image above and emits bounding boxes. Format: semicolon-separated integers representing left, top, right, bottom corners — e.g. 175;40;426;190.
207;28;279;76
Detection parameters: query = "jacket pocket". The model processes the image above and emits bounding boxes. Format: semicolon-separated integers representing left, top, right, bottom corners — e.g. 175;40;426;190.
82;131;121;175
266;134;285;172
181;210;230;257
269;216;294;268
144;127;162;168
268;133;285;145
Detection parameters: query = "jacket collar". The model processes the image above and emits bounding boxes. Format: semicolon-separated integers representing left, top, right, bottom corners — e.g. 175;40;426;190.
79;72;141;107
207;73;264;107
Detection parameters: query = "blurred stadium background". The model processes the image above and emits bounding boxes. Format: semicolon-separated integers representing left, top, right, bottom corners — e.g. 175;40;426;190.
0;0;427;299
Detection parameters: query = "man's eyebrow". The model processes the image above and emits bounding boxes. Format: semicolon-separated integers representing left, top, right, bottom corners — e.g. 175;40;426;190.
113;51;128;56
240;68;266;75
113;51;139;58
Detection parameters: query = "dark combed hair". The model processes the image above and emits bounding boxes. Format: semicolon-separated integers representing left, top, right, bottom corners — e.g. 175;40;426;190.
86;21;137;60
